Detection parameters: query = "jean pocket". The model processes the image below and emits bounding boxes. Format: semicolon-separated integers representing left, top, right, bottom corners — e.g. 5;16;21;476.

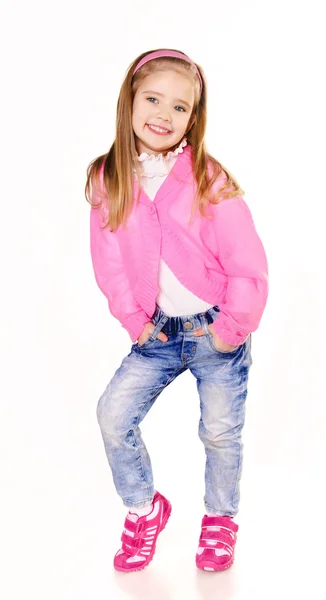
207;333;241;356
137;335;156;350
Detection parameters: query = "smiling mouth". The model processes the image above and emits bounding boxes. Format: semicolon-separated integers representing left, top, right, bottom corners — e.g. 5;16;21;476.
147;124;171;135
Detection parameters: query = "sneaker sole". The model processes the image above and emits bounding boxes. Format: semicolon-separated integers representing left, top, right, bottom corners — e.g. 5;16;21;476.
196;556;234;571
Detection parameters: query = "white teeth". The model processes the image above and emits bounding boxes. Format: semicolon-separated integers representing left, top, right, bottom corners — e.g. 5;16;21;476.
148;124;170;133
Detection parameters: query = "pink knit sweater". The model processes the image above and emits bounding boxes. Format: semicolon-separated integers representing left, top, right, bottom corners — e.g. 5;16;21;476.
90;145;268;346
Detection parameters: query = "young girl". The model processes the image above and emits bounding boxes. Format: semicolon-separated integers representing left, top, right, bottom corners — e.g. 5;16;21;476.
86;48;268;573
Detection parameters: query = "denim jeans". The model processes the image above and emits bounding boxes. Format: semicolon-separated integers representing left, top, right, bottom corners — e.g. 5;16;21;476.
96;304;253;517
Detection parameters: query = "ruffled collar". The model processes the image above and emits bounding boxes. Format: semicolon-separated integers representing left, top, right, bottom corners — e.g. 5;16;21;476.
134;138;187;178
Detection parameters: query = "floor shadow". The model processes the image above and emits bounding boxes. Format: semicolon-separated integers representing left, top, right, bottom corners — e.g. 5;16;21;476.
114;567;173;600
195;566;237;600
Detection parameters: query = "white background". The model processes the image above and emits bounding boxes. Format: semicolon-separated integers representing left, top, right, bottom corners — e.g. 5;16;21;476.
1;1;325;598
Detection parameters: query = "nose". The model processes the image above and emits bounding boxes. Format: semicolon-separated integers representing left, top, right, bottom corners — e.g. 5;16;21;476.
156;105;172;123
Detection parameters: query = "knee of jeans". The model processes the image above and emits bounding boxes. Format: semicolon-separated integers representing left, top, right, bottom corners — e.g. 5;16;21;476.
96;388;130;438
198;424;213;445
96;389;116;431
198;419;229;444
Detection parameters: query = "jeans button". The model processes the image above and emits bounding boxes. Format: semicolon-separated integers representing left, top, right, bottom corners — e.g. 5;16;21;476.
183;321;194;330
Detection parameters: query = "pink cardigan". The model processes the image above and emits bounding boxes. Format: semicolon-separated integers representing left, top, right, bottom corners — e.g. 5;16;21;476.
90;145;268;346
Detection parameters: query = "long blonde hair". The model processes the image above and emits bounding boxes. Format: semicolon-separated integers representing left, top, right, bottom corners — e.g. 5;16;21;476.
85;48;243;231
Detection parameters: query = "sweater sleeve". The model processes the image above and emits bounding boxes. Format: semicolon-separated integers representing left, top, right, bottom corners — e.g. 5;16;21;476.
212;197;268;346
89;178;150;343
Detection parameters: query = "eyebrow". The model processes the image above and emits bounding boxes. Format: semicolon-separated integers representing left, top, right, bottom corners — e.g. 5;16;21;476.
142;90;192;110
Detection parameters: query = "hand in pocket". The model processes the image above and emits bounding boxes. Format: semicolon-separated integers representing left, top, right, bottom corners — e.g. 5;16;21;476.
138;322;169;346
194;323;238;352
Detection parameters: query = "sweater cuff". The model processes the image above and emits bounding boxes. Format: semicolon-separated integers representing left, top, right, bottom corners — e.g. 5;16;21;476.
212;312;249;347
122;310;151;342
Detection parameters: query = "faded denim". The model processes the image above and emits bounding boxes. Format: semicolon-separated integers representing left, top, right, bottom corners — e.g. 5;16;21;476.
96;305;253;517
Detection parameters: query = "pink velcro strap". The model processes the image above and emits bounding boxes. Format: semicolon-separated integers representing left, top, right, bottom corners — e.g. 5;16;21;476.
123;518;146;534
200;529;233;545
202;515;239;532
121;532;145;550
200;540;234;554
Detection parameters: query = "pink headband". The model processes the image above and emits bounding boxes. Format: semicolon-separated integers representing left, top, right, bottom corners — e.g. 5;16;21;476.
133;50;202;92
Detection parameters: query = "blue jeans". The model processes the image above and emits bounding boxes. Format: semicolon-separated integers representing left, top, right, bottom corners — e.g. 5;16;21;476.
96;305;253;517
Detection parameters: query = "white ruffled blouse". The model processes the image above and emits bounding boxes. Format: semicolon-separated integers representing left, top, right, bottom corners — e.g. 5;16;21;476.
134;137;187;199
133;138;213;317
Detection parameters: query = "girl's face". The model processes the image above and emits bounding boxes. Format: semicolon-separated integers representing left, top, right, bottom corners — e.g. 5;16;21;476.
132;69;195;156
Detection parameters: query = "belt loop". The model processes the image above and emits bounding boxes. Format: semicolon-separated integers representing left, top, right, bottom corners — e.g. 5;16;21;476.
150;314;169;340
199;313;210;336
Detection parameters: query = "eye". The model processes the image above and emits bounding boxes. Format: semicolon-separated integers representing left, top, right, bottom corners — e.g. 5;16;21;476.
175;106;186;112
146;97;158;103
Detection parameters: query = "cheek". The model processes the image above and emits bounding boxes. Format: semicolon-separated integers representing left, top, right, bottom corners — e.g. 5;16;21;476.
132;106;144;129
133;102;150;125
177;113;191;131
131;112;137;132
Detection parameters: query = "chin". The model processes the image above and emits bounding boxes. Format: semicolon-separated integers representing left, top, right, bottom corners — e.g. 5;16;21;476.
141;139;172;154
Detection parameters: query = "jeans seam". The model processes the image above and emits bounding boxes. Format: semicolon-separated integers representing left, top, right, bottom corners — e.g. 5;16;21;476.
136;365;186;427
204;503;234;517
133;365;186;500
130;428;150;499
230;440;242;511
124;498;154;509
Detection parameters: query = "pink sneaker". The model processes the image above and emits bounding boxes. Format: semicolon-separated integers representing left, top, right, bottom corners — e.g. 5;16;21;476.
196;515;239;571
113;491;172;572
